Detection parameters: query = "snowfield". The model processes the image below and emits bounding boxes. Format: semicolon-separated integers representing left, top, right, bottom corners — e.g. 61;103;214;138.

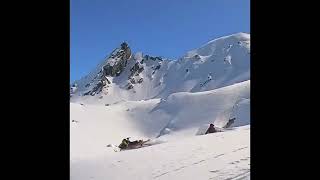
70;33;250;180
71;126;250;180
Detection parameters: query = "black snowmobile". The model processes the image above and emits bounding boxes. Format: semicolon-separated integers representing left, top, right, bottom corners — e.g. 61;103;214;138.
118;138;151;151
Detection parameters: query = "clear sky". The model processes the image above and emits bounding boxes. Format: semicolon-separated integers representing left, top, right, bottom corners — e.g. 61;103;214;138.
71;0;250;82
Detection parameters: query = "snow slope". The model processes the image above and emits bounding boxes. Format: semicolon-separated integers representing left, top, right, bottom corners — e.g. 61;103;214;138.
71;126;250;180
70;33;250;180
71;80;249;158
70;81;250;179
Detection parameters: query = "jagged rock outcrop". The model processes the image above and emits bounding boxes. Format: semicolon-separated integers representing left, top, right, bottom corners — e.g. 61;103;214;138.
82;42;132;96
102;42;132;77
130;62;144;77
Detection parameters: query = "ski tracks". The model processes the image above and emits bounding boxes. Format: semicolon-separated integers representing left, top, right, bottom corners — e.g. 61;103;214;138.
152;145;250;179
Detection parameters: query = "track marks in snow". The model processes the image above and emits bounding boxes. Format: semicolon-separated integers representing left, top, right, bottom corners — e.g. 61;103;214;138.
223;170;250;180
213;153;225;158
206;146;250;180
230;161;240;165
173;166;187;171
152;144;249;179
153;171;170;179
192;159;206;165
240;157;250;161
209;170;220;173
232;146;248;153
209;169;250;180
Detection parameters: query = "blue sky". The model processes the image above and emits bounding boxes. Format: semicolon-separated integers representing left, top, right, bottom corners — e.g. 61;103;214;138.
71;0;250;82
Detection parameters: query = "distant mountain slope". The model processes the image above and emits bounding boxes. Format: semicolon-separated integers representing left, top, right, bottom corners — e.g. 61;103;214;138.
70;33;250;104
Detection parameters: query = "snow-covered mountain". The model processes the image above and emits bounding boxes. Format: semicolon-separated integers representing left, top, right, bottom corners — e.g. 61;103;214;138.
70;32;250;104
70;33;250;180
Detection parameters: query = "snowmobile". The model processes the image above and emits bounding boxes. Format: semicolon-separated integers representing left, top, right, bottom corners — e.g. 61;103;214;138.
122;139;151;150
116;138;151;152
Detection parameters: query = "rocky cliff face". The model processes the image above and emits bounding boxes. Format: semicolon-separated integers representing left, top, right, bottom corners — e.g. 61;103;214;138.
102;42;131;77
75;42;132;96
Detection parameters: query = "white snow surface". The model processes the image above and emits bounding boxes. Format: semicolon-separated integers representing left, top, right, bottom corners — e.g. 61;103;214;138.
71;126;250;180
70;33;250;180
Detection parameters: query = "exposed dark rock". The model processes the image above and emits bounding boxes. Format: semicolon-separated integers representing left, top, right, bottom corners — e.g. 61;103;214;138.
105;77;111;84
129;77;136;84
84;50;126;96
83;91;91;96
223;118;235;128
102;42;132;77
138;66;144;73
121;42;128;51
194;54;201;60
130;62;144;77
154;64;161;70
130;62;140;73
115;70;122;76
200;77;212;87
144;55;163;61
90;81;104;95
137;78;143;84
155;57;163;61
127;84;134;90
